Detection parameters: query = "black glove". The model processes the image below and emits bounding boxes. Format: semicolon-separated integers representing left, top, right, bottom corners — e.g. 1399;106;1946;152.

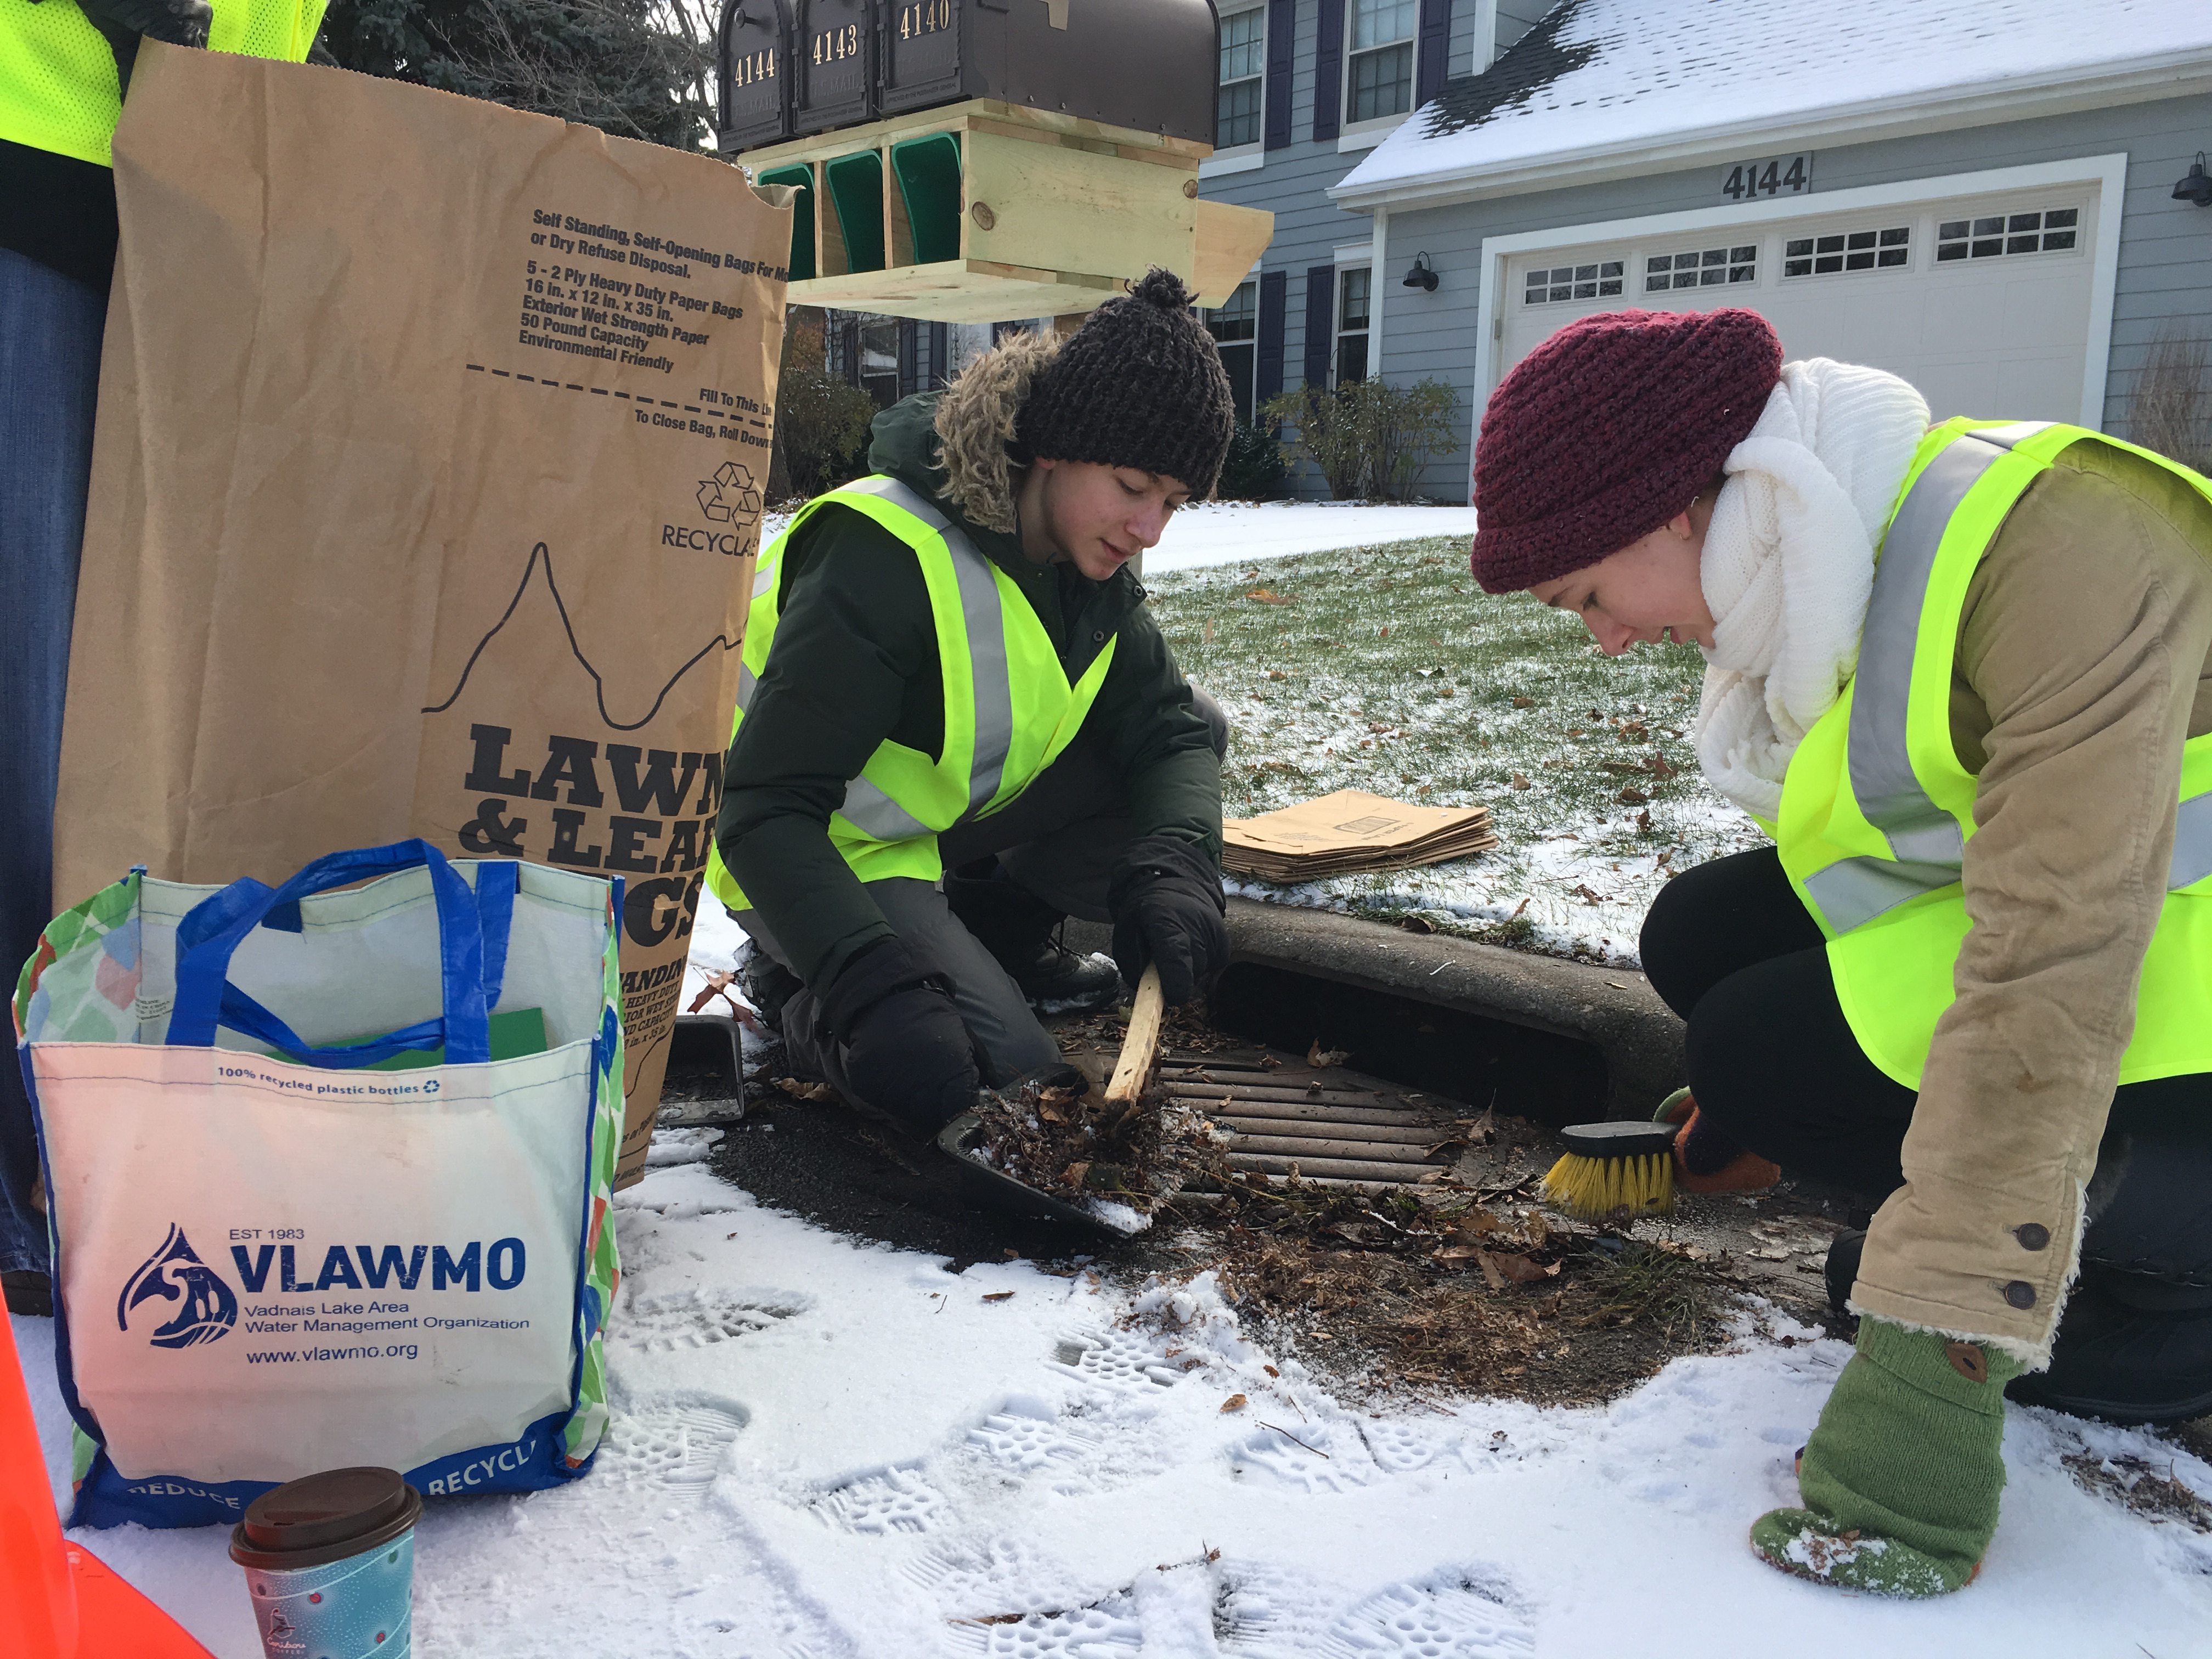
67;0;209;100
75;0;210;47
819;937;979;1141
1107;835;1229;1006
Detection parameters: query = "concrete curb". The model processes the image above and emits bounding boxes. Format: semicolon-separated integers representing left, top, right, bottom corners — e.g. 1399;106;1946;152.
1070;899;1685;1120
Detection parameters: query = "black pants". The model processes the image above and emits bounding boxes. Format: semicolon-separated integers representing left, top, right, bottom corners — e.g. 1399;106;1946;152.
1641;848;2212;1283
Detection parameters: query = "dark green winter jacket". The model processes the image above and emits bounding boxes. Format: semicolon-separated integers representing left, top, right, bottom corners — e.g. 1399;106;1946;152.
714;392;1221;991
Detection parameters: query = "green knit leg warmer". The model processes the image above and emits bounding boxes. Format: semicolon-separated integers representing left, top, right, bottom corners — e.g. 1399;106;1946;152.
1750;1317;2023;1597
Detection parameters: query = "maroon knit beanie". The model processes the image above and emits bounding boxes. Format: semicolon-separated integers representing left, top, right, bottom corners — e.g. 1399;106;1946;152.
1469;308;1784;594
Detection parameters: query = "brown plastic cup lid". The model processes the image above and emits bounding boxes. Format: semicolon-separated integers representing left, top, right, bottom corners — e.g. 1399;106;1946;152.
229;1468;423;1571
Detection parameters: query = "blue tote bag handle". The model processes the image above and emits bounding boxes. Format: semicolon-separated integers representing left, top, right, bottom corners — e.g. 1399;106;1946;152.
171;840;503;1067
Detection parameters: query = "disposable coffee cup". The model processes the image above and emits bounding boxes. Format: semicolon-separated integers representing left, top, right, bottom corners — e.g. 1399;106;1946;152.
229;1466;422;1658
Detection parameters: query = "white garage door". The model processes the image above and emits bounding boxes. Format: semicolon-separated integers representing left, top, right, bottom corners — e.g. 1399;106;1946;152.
1498;181;2099;424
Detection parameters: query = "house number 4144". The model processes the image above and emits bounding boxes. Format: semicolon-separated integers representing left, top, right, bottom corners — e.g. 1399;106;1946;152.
1722;154;1811;200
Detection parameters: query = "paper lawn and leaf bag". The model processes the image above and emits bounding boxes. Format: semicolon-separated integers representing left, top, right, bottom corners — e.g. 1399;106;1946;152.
18;842;623;1530
1222;789;1499;881
53;44;791;1185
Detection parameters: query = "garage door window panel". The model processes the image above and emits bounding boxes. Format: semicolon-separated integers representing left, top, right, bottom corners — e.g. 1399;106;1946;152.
1936;206;2079;263
1645;245;1757;294
1524;260;1623;306
1783;226;1910;280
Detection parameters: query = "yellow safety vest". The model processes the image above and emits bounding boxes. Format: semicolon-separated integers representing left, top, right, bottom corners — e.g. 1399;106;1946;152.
706;475;1118;911
1776;418;2212;1088
2;0;326;168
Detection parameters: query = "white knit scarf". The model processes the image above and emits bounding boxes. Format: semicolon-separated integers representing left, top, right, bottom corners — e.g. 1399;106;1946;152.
1692;358;1932;820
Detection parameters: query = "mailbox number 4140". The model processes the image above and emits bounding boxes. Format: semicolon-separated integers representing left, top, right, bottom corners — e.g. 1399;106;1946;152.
899;0;951;36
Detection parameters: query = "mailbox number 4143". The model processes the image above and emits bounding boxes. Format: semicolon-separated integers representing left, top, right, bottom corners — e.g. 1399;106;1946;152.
812;22;860;61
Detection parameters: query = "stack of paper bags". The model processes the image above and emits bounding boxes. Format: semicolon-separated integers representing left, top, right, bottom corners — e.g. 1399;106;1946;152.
1221;789;1499;881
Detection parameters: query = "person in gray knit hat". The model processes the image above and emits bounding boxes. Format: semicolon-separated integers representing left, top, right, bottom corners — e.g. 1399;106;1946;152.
710;268;1235;1160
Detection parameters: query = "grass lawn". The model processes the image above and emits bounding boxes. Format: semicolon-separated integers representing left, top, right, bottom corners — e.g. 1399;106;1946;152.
1147;534;1770;965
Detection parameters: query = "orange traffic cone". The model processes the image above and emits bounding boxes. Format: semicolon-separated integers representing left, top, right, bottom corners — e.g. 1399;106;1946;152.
3;1311;216;1657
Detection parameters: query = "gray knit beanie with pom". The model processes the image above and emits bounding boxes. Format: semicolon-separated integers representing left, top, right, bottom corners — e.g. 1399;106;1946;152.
1014;268;1235;498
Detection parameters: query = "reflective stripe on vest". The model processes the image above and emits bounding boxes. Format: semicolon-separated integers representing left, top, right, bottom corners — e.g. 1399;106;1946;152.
2;0;329;168
707;475;1116;910
1778;417;2212;1088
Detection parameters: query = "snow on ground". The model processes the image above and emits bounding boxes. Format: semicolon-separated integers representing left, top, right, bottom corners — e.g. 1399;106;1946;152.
759;500;1478;578
16;1160;2210;1657
1146;503;1477;574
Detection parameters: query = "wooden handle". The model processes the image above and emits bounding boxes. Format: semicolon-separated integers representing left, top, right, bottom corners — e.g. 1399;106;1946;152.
1104;964;1165;1111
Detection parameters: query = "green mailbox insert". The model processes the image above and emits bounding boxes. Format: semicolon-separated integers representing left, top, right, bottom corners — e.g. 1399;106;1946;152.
890;132;963;266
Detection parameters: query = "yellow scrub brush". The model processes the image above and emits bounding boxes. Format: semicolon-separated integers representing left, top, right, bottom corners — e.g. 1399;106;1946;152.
1540;1120;1677;1220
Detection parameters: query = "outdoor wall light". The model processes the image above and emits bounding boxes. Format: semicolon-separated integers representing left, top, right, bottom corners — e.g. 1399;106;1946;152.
1402;252;1440;291
2176;153;2212;207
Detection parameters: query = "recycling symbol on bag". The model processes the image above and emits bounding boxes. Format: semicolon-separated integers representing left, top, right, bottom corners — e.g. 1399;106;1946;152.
697;461;764;529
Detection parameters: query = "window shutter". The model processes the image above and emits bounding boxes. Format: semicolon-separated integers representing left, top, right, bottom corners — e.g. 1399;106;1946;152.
1262;0;1294;150
1304;264;1335;388
898;320;918;399
1313;0;1344;143
1415;0;1451;106
928;321;949;389
1256;269;1288;403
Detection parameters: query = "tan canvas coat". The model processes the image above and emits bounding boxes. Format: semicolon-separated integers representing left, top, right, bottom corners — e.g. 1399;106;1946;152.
1852;442;2212;1363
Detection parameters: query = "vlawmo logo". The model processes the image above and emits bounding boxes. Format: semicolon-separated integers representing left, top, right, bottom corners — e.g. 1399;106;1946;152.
117;1224;239;1348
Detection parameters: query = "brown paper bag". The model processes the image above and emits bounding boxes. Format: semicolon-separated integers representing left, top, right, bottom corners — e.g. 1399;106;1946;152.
54;45;791;1185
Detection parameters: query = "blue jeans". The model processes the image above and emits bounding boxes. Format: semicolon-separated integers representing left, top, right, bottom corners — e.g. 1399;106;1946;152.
1;247;107;1276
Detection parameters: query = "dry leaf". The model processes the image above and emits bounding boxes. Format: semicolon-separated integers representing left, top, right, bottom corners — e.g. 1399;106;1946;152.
1220;1393;1249;1413
772;1077;836;1103
981;1291;1015;1302
1617;786;1649;806
1307;1040;1351;1069
1263;1364;1280;1378
1246;588;1290;604
1061;1160;1091;1188
1511;696;1534;708
1485;1251;1561;1284
1474;1250;1508;1291
1510;773;1531;790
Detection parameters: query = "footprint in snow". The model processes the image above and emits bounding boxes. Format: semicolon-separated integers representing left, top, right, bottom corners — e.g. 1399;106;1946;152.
613;1285;804;1352
945;1595;1144;1658
812;1464;952;1535
1048;1330;1182;1394
599;1401;748;1496
1317;1580;1536;1659
966;1404;1103;1492
1357;1418;1446;1475
1228;1418;1376;1494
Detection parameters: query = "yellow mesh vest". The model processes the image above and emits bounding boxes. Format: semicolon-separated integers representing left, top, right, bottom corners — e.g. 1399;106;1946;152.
1776;419;2212;1087
3;0;328;168
706;475;1118;913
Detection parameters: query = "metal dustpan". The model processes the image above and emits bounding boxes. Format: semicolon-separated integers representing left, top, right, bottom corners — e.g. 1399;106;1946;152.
933;1111;1132;1239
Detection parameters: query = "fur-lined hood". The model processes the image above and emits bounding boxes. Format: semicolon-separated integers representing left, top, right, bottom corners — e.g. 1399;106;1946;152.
927;330;1062;536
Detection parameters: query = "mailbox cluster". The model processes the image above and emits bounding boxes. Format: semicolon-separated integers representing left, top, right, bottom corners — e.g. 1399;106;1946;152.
718;0;1220;153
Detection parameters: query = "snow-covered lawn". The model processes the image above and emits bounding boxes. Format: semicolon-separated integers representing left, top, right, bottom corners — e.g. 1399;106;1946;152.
1148;534;1766;967
19;1155;2209;1656
1146;502;1478;574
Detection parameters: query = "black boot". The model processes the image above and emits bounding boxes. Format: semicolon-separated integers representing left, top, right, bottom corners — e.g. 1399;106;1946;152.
737;945;805;1035
1825;1227;1866;1321
2006;1267;2212;1426
943;866;1121;1013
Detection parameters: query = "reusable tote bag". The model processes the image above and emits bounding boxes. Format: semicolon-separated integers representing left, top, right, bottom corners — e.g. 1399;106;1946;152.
15;841;625;1530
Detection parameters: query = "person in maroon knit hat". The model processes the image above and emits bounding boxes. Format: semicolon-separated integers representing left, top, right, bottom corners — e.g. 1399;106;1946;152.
1470;306;2212;1597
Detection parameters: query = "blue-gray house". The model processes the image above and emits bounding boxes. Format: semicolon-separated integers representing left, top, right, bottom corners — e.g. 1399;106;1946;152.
1198;0;2212;499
